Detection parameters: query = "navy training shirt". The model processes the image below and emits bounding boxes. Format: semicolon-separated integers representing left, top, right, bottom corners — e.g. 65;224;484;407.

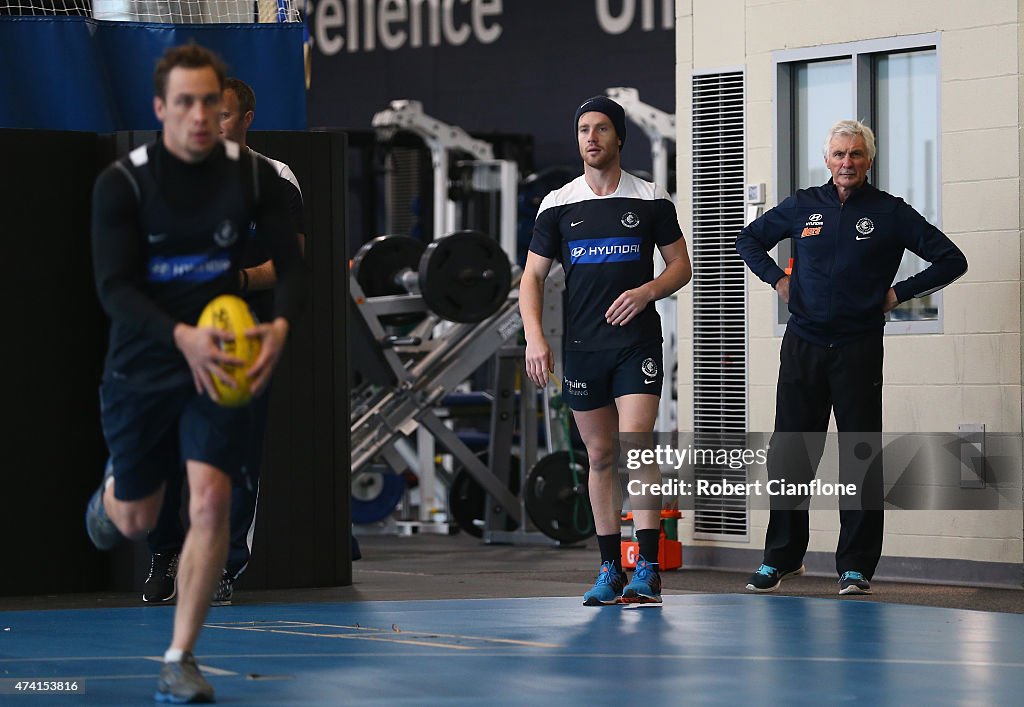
92;140;307;390
530;171;682;351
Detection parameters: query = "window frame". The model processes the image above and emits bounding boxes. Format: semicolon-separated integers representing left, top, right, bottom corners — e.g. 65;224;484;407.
771;33;943;336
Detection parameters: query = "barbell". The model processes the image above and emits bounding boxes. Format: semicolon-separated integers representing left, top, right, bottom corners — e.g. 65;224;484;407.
448;450;595;544
354;450;596;545
523;450;595;544
352;230;512;324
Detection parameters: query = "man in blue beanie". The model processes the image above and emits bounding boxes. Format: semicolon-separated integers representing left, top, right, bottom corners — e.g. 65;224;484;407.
520;95;692;605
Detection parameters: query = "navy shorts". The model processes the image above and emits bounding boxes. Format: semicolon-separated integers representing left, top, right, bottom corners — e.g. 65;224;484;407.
562;341;664;411
99;381;251;501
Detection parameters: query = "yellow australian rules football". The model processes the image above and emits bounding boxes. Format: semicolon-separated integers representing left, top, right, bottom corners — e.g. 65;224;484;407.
197;294;261;407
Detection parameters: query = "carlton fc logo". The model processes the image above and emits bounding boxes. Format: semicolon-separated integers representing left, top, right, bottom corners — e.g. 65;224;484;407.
855;218;875;235
621;212;640;228
213;219;238;247
641;357;658;377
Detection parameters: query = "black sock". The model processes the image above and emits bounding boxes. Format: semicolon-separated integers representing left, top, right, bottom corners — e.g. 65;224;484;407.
636;528;660;568
596;533;622;574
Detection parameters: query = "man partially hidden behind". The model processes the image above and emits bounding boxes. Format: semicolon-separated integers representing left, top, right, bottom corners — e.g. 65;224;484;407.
736;120;966;596
141;76;306;608
86;44;306;703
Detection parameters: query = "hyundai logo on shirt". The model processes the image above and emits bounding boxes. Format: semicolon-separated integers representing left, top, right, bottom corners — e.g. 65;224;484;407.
568;237;642;264
148;254;232;282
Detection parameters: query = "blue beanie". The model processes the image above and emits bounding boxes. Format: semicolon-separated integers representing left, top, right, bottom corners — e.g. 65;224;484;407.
574;95;626;149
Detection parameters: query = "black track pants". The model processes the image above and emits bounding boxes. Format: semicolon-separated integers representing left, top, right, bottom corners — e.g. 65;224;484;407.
762;329;884;579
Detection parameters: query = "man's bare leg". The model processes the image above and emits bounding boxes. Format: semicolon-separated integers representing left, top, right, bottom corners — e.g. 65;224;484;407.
170;461;231;652
103;482;165;541
615;393;663;603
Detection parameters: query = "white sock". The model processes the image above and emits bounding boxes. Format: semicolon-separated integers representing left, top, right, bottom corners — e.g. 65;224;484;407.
164;648;185;663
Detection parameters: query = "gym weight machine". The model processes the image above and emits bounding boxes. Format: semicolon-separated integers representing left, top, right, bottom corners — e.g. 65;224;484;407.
349;230;594;544
350;102;598;544
371;99;519;256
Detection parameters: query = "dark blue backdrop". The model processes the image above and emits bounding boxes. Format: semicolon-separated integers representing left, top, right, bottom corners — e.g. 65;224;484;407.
305;0;676;169
1;1;677;169
0;17;306;132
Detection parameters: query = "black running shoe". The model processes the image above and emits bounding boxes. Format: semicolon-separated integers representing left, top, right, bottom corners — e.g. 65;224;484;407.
745;563;805;592
211;572;233;607
838;571;872;595
143;553;179;603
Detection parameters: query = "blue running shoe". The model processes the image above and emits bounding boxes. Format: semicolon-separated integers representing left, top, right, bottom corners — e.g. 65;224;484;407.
622;556;662;604
838;571;872;595
582;561;625;606
85;459;122;551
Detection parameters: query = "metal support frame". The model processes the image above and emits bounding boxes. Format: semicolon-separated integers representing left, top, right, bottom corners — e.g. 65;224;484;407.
606;87;676;194
484;350;518;534
350;275;527;526
367;100;524;525
482;347;558;546
371;100;518;255
458;158;520;258
539;266;566;449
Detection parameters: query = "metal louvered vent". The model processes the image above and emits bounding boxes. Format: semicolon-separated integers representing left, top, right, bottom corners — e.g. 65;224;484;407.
690;70;748;540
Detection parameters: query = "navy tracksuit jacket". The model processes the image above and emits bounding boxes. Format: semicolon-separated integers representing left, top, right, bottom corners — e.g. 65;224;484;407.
736;180;967;346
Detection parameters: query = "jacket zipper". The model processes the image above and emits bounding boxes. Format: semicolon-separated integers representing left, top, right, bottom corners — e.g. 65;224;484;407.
827;201;843;348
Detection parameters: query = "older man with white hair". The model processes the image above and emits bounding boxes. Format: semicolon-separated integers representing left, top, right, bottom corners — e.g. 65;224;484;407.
735;119;967;596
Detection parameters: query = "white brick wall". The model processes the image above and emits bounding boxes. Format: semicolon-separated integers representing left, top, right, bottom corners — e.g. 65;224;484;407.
676;0;1024;572
943;180;1019;233
896;0;1017;31
944;281;1020;334
942;128;1019;182
958;231;1020;283
943;25;1018;80
943;77;1018;132
693;0;746;66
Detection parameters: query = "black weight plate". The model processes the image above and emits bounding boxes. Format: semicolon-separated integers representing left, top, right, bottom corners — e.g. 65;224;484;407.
448;453;520;538
352;235;426;326
352;235;425;297
418;230;512;323
352;467;406;524
524;450;595;544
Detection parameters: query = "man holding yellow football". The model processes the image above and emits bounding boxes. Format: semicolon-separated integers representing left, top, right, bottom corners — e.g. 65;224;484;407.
86;43;305;704
141;76;308;609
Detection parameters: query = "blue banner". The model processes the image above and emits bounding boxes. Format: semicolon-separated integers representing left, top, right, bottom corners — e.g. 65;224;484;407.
0;17;305;132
